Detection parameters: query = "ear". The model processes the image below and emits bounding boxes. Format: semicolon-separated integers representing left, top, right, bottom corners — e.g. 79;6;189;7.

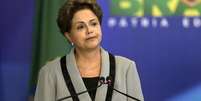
64;32;73;43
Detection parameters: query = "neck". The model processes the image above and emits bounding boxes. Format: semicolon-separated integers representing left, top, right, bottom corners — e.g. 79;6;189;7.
74;47;102;77
75;47;100;60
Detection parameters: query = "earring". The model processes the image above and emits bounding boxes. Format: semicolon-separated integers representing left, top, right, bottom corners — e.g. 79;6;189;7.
71;42;74;46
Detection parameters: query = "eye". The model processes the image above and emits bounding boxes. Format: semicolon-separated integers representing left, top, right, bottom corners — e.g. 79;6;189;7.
91;22;98;26
77;24;85;30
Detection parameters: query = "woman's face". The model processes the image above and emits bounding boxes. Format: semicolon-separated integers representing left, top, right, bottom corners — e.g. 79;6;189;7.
65;9;102;51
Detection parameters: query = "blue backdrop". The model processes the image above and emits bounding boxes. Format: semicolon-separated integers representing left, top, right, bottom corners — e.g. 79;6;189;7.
0;0;34;101
1;0;201;101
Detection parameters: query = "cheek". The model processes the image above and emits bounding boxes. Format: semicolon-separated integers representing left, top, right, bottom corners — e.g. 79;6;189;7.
96;26;102;35
71;33;84;43
97;30;102;42
99;29;103;37
71;36;79;43
99;30;102;37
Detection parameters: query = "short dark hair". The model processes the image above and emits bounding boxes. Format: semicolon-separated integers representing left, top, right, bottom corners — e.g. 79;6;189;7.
57;0;103;34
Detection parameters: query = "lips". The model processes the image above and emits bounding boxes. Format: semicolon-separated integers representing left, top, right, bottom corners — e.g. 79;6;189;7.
86;36;97;40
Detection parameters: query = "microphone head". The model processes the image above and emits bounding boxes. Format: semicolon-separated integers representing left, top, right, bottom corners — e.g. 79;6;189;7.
99;77;105;84
106;76;112;86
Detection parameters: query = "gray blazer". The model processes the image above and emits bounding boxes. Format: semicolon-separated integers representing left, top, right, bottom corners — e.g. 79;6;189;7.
34;48;144;101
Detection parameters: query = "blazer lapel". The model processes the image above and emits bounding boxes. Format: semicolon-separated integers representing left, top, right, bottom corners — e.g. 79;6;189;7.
95;48;110;101
66;48;92;101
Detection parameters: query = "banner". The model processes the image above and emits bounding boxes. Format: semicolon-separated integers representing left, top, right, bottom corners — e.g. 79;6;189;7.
100;0;201;101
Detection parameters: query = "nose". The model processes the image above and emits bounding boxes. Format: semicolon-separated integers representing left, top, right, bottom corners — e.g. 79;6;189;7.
86;25;93;35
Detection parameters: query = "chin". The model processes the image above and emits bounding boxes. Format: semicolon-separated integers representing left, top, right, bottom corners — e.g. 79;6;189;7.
85;43;100;50
87;45;100;49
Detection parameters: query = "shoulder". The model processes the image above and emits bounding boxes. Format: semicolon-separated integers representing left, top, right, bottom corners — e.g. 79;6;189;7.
114;55;136;67
112;54;137;76
39;57;62;76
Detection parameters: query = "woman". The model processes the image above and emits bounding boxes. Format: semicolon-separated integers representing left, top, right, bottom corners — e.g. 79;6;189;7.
34;0;144;101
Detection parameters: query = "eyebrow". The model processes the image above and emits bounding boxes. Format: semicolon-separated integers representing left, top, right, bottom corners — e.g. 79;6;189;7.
74;18;98;25
89;19;97;22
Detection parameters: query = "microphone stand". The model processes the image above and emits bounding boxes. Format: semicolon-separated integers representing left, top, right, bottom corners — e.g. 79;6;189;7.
57;77;141;101
106;76;141;101
57;77;105;101
113;88;141;101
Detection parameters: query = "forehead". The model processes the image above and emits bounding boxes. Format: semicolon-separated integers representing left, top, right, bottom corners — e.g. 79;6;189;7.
72;9;98;23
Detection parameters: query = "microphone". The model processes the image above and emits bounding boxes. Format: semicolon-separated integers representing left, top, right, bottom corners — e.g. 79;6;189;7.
106;76;141;101
57;77;105;101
